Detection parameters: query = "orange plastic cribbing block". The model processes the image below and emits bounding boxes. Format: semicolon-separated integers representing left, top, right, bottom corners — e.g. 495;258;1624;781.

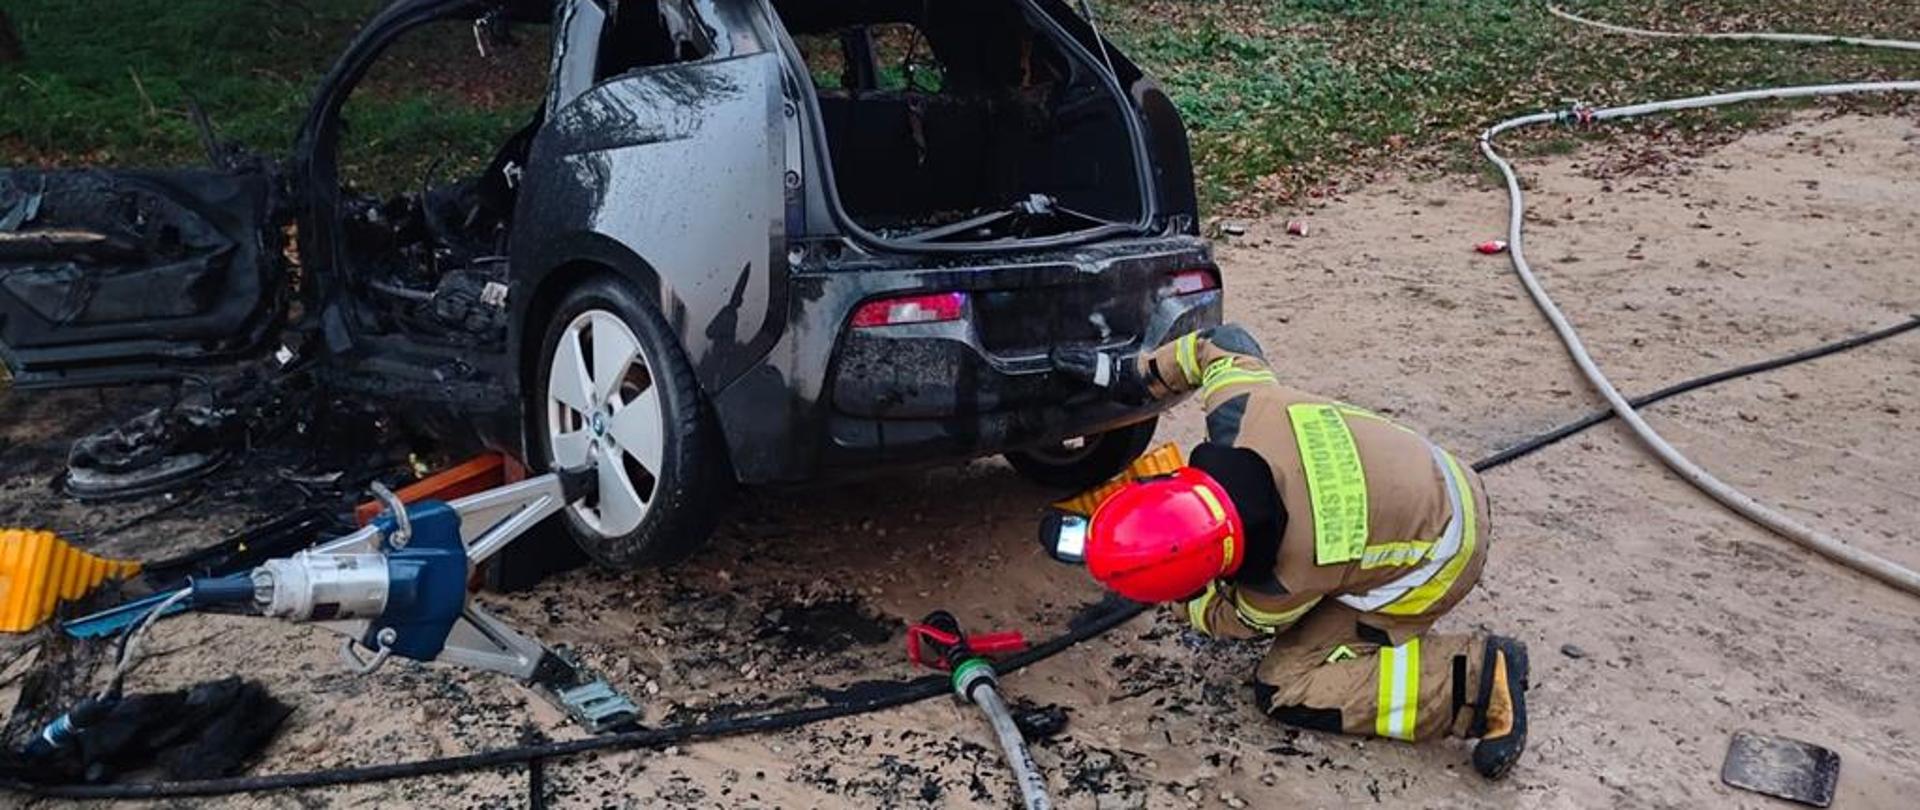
0;530;141;633
354;453;515;526
1051;442;1187;517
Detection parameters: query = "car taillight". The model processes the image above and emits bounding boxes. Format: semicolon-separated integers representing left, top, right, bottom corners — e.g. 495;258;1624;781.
850;291;968;328
1169;269;1219;295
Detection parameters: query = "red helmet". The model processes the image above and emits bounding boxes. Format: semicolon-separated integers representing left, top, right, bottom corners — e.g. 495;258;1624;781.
1085;467;1245;603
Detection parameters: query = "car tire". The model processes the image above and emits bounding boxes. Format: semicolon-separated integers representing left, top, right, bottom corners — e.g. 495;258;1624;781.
530;275;729;569
1004;417;1159;492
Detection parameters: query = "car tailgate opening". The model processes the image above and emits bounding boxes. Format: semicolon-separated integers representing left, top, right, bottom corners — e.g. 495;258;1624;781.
777;0;1153;247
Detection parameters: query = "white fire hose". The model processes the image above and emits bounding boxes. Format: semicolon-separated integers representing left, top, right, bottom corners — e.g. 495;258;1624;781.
1482;7;1920;594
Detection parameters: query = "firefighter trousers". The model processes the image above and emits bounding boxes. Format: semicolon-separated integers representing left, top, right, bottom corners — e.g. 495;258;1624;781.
1252;602;1487;742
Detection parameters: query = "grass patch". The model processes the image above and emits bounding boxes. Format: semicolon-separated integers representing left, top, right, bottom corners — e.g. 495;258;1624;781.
4;0;1917;212
1;0;374;164
333;17;549;195
1102;0;1920;211
0;0;540;194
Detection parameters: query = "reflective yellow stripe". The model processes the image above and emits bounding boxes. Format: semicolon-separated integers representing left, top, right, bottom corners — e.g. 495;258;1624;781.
1374;637;1421;741
1379;451;1476;616
1326;645;1358;663
1359;541;1433;570
1200;355;1276;398
1201;369;1277;399
1404;639;1421;740
1176;334;1201;386
1202;356;1235;383
1189;485;1238;570
1198;351;1274;399
1374;649;1394;738
1193;485;1226;521
1231;592;1320;634
1288;404;1369;566
1186;582;1219;636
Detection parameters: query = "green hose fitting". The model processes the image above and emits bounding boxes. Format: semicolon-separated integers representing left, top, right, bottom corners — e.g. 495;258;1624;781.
950;657;997;703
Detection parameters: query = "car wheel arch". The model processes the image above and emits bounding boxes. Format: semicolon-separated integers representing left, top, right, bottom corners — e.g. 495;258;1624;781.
514;234;669;371
514;251;668;457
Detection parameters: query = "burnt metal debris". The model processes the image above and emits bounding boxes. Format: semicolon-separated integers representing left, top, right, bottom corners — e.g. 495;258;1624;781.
64;404;235;501
55;366;409;504
1721;732;1841;808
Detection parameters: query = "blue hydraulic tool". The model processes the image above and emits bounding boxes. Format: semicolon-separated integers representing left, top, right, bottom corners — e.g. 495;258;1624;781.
188;469;593;679
62;467;636;731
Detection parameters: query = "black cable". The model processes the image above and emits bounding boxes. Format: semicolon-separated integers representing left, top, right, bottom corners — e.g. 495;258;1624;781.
6;315;1911;799
1472;316;1919;472
67;490;203;544
2;598;1147;799
140;507;338;580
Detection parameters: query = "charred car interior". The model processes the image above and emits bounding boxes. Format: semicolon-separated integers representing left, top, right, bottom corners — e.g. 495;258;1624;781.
331;4;718;360
0;0;1220;571
331;18;552;360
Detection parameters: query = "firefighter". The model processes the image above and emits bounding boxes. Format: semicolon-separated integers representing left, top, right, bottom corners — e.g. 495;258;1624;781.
1043;324;1529;779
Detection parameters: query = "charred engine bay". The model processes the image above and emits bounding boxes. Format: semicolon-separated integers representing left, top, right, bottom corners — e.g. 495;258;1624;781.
343;174;514;351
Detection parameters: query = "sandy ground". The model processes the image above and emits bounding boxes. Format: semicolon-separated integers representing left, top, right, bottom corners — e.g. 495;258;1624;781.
2;111;1917;809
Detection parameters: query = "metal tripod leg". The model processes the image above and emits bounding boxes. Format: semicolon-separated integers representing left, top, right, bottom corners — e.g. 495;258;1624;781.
435;603;547;681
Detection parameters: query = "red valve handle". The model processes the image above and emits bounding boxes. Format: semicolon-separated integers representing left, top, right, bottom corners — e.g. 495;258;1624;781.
906;620;1029;671
968;631;1028;656
906;623;961;669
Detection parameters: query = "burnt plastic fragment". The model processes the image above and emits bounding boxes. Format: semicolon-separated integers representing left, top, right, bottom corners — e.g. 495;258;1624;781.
1011;701;1069;741
63;405;235;501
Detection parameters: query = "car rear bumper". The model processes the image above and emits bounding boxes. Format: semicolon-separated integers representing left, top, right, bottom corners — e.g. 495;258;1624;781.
812;234;1221;471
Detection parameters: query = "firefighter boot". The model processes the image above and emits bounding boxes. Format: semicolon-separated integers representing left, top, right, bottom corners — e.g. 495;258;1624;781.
1469;636;1529;780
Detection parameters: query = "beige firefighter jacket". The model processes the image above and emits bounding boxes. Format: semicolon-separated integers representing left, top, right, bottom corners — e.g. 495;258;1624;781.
1139;325;1489;645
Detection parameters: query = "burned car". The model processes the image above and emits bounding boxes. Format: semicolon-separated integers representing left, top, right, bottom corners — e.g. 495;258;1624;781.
0;0;1221;568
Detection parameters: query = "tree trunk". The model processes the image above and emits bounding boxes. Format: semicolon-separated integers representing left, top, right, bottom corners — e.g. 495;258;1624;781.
0;11;23;64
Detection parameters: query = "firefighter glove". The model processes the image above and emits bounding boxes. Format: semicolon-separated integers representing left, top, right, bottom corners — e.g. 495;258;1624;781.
1179;582;1221;637
1050;347;1150;404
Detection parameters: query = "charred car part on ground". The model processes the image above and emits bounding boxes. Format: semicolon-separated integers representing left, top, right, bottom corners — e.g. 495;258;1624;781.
0;0;1220;570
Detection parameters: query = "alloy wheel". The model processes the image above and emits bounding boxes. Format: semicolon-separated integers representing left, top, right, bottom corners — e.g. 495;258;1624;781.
546;309;665;536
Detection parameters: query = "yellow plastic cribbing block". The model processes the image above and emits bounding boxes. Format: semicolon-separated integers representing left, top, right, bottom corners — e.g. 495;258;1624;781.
0;530;141;633
1051;442;1187;517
